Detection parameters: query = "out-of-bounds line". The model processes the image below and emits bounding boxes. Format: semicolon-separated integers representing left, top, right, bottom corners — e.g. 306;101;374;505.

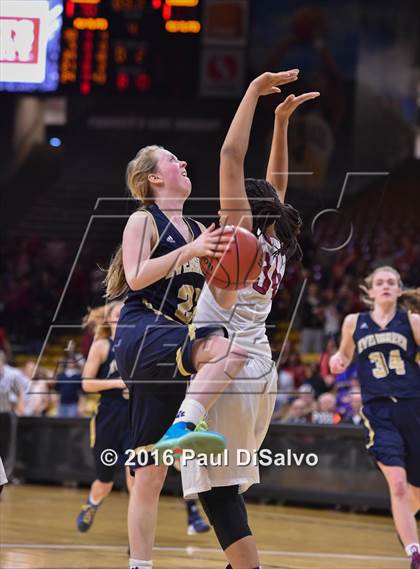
0;543;406;562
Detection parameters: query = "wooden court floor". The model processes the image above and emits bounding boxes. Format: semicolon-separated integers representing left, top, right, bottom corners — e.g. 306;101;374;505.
0;485;413;569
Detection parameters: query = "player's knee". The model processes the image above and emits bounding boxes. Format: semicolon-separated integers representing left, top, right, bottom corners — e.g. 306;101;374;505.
390;477;408;499
135;465;166;496
224;343;248;377
96;479;114;491
199;486;251;550
194;336;248;372
208;337;248;377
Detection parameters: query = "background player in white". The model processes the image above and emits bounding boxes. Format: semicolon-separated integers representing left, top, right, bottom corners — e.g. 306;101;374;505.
182;71;319;569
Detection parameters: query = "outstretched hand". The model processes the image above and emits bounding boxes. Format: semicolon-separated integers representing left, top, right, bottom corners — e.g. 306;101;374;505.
275;91;320;119
249;70;300;97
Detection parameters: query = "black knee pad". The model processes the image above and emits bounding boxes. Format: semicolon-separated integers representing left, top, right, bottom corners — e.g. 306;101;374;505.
199;485;252;550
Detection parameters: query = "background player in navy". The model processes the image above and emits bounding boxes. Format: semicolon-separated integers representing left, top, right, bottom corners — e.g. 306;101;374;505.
105;145;251;569
76;302;131;532
330;266;420;569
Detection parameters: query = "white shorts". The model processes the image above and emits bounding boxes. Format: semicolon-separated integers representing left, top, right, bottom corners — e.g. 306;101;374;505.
181;355;277;499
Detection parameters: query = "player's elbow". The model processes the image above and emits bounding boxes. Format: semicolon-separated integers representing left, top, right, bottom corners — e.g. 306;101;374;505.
220;144;243;164
126;271;145;291
82;379;94;393
126;277;141;291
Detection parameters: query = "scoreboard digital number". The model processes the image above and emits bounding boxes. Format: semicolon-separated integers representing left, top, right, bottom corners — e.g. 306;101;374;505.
59;0;202;95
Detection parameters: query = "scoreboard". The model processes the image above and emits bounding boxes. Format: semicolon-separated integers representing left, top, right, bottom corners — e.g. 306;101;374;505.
59;0;202;96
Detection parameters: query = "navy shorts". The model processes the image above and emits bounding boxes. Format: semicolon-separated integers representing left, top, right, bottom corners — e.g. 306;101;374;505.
361;397;420;487
114;304;226;467
91;396;130;482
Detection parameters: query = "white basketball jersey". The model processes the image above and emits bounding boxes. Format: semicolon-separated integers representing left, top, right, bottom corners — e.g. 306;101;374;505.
194;230;286;358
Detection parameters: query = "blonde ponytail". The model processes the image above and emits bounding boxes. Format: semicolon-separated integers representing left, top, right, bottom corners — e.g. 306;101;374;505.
83;301;122;340
105;145;162;300
400;288;420;314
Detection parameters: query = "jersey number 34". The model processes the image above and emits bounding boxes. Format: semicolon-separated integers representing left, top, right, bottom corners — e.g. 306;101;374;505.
368;349;406;379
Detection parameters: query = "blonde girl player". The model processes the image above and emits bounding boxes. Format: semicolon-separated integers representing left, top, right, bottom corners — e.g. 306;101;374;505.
330;267;420;569
76;302;131;532
182;71;319;569
105;145;253;567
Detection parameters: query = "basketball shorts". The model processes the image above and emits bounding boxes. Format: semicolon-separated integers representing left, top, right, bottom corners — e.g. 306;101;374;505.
361;397;420;487
91;396;130;482
182;355;277;498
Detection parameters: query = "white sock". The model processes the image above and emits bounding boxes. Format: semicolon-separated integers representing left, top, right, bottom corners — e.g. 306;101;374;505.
88;493;102;506
129;559;152;569
405;543;420;556
173;399;205;427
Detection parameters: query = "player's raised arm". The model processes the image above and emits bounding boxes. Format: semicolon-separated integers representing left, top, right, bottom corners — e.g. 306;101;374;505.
266;92;320;203
219;70;299;230
329;313;358;374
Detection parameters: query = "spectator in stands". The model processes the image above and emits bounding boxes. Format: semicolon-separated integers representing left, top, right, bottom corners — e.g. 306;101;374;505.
55;358;82;417
65;340;86;372
300;282;325;354
0;351;27;415
317;392;337;412
282;350;306;388
281;398;311;424
0;327;12;362
301;362;334;399
322;289;341;340
342;392;363;426
373;240;394;268
319;337;337;380
335;367;359;418
312;392;341;425
281;383;316;422
22;361;50;416
273;367;295;418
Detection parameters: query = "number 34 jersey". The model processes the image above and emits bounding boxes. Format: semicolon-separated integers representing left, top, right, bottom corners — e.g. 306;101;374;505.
353;310;420;402
194;230;286;360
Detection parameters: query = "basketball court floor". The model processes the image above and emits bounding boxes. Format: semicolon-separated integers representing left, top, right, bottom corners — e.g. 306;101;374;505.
0;485;410;568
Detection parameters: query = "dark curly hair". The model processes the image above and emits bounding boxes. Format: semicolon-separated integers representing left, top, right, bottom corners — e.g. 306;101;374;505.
245;178;302;260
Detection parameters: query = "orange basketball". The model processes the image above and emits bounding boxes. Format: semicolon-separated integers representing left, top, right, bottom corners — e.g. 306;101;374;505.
200;226;263;290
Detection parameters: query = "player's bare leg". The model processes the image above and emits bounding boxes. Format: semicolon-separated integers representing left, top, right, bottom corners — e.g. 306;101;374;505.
225;535;260;569
188;335;247;409
379;463;420;567
128;464;167;566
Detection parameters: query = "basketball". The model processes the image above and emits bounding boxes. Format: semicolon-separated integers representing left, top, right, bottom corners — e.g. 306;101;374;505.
200;226;263;290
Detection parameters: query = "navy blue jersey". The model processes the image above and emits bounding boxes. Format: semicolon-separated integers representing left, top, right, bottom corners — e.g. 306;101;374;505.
125;204;204;324
91;337;129;478
353;310;420;402
97;338;122;399
115;204;227;456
